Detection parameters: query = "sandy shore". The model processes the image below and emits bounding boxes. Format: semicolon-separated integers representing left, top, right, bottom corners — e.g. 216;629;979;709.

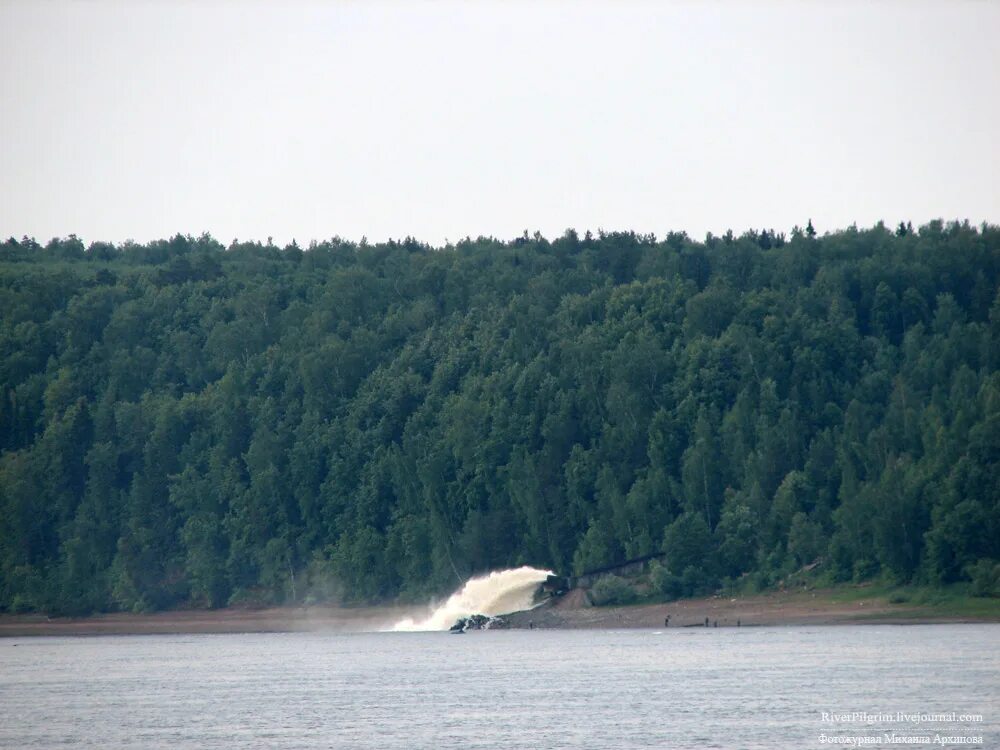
0;604;423;638
2;588;996;637
504;588;998;629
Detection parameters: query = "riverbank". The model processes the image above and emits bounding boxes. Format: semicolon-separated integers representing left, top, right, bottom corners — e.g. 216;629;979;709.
504;584;1000;629
0;604;421;638
2;585;997;637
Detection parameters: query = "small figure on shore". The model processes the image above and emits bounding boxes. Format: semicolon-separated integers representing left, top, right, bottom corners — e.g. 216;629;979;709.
529;620;534;630
704;617;709;627
664;615;671;627
737;618;741;628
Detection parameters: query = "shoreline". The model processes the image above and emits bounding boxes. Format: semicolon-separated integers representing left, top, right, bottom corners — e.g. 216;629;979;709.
0;604;421;638
2;587;997;637
503;587;1000;630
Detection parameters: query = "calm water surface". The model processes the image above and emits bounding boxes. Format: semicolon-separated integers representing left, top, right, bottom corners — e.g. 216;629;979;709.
1;625;997;749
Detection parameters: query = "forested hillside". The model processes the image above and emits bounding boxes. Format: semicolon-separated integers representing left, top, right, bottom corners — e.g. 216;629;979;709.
1;222;998;615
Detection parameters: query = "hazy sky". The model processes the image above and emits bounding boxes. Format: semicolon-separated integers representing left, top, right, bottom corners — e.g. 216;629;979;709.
2;1;998;247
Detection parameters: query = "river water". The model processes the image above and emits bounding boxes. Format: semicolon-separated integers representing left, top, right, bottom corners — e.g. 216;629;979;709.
1;625;997;749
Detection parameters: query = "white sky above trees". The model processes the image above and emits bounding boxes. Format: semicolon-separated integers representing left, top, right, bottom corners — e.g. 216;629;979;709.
1;1;998;247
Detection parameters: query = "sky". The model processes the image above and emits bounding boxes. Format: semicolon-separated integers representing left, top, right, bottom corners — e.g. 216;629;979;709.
1;0;998;247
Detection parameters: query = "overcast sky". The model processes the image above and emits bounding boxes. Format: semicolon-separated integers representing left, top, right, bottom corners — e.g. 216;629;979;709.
1;1;998;247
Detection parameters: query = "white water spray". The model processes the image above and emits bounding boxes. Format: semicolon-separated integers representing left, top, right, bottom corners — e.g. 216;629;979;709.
391;566;553;631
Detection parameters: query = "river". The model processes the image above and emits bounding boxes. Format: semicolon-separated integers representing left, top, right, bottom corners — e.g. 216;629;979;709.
1;624;997;748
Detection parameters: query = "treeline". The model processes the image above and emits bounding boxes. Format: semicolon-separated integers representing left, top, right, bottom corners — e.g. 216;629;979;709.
0;222;998;615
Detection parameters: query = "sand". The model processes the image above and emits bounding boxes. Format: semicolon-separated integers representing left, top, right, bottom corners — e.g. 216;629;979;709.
1;588;994;637
504;588;995;629
0;604;422;638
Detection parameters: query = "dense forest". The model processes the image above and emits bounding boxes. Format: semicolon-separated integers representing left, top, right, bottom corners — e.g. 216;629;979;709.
0;221;998;615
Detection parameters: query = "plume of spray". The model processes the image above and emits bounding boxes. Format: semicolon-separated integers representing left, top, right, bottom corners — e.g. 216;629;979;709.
391;566;553;631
